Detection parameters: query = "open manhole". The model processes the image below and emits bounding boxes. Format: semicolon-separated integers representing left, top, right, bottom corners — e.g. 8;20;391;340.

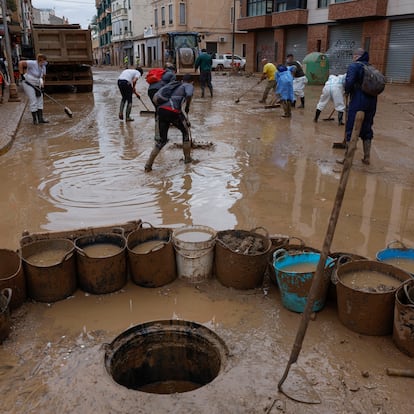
104;319;229;394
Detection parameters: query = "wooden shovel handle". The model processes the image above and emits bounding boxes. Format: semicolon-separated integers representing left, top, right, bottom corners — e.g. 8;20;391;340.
386;368;414;378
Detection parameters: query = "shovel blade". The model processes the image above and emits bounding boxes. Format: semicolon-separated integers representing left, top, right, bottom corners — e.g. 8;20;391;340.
279;365;321;404
332;142;347;149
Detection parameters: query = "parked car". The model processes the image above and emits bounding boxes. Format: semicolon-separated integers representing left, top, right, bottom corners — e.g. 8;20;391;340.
211;53;246;71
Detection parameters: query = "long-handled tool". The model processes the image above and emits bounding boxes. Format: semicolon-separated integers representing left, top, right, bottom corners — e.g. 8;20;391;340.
24;79;73;118
235;79;262;103
332;94;349;148
323;108;335;121
277;112;365;404
137;95;155;115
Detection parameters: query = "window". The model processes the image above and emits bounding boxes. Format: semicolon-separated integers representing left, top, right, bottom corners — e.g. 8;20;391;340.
179;2;186;24
154;8;158;28
161;6;166;26
276;0;307;11
247;0;273;17
169;4;173;24
318;0;329;7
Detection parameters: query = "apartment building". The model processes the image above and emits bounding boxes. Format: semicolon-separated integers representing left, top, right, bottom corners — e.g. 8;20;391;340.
237;0;414;83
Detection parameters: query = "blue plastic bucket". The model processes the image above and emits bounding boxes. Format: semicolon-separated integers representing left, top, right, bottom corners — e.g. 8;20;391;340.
376;241;414;276
273;249;334;313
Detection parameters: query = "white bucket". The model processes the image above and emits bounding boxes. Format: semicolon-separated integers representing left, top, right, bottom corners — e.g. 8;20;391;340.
172;225;216;283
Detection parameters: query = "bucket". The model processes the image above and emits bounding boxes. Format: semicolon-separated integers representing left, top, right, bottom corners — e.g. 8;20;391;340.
127;223;177;288
336;260;411;335
172;225;216;283
267;237;320;286
376;240;414;276
20;239;76;303
273;249;335;313
215;228;272;289
328;252;368;302
393;279;414;357
75;231;127;294
0;288;12;344
0;249;26;310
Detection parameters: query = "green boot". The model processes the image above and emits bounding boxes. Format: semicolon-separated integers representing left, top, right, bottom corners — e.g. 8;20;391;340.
145;146;161;172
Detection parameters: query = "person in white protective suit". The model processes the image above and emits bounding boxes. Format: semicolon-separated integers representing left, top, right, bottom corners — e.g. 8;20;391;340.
314;74;346;125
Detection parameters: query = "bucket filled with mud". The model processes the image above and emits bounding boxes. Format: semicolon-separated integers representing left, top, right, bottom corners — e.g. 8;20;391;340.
0;249;26;310
172;225;216;283
0;288;12;344
273;249;335;313
127;223;176;288
393;279;414;357
104;320;228;394
336;260;412;335
376;241;414;276
215;228;272;289
20;239;76;303
75;232;127;294
267;237;320;286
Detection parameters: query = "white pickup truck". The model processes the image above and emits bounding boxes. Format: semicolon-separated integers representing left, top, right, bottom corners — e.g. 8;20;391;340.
211;53;246;71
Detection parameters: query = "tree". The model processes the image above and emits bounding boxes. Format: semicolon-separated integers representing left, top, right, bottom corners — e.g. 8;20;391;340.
6;0;17;13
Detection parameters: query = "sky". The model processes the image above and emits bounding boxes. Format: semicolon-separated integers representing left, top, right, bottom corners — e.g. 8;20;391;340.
32;0;97;29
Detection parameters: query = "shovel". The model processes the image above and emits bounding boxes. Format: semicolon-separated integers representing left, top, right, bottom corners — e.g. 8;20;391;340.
323;108;335;121
235;79;262;103
278;111;365;404
332;94;349;149
137;95;155;115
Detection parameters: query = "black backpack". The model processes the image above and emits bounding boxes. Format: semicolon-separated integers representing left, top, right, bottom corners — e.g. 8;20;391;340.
152;80;183;105
358;62;386;97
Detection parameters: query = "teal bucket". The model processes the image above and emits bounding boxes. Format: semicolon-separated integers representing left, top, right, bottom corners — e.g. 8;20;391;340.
376;241;414;276
273;249;335;313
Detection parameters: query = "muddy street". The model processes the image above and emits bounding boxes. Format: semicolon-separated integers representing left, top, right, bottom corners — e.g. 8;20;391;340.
0;68;414;413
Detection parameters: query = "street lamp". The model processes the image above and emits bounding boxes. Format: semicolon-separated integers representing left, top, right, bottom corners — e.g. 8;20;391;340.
0;0;20;101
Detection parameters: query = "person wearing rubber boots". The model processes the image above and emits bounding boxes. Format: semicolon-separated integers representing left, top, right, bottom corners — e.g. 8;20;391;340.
144;74;194;172
314;74;346;125
19;54;49;124
194;49;213;98
276;65;295;118
259;58;276;104
286;54;307;108
343;48;378;165
117;66;143;121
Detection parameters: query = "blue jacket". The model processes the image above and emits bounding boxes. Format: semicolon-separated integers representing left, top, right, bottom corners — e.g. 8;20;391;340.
276;65;294;101
345;51;377;112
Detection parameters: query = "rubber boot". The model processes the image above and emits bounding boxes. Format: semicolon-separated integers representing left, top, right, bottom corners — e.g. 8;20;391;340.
125;103;134;121
209;86;213;98
37;109;49;123
314;109;321;123
362;140;371;165
291;100;296;108
32;112;38;125
144;146;161;172
201;88;205;98
119;101;125;120
298;97;305;109
287;101;292;118
183;141;192;164
281;100;288;117
338;111;344;125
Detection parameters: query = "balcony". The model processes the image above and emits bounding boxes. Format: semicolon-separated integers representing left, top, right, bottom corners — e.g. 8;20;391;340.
111;7;128;20
329;0;388;21
272;9;308;27
237;14;272;31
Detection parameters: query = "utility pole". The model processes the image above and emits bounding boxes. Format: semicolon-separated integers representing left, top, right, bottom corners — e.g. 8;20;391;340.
1;0;20;102
231;0;235;72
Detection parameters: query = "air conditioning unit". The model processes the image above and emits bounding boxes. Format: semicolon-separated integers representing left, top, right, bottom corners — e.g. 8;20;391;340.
218;36;226;43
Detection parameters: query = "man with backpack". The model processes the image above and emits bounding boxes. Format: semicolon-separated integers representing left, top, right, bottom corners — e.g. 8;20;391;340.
343;48;379;165
144;74;194;172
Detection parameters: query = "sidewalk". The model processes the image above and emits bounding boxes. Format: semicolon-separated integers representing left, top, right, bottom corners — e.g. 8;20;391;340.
0;86;27;155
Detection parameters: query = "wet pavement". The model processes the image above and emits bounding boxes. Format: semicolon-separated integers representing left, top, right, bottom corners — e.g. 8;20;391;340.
0;68;414;413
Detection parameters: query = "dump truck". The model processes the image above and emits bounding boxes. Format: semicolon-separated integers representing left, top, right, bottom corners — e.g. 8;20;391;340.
29;24;94;92
163;32;200;81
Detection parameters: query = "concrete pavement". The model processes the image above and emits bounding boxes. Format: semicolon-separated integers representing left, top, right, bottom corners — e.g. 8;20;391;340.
0;85;27;155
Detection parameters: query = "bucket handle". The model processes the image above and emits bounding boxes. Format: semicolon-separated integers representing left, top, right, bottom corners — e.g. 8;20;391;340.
59;250;74;264
286;236;305;247
75;246;90;258
139;222;154;229
250;226;270;239
111;227;125;237
386;240;407;250
1;288;12;309
273;248;288;262
403;283;414;305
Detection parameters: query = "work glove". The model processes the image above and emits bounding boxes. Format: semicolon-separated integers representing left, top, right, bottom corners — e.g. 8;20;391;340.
184;105;190;114
39;78;44;88
20;73;25;81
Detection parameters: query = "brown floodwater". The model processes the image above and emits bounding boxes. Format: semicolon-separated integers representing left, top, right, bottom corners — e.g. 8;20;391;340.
0;69;413;413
